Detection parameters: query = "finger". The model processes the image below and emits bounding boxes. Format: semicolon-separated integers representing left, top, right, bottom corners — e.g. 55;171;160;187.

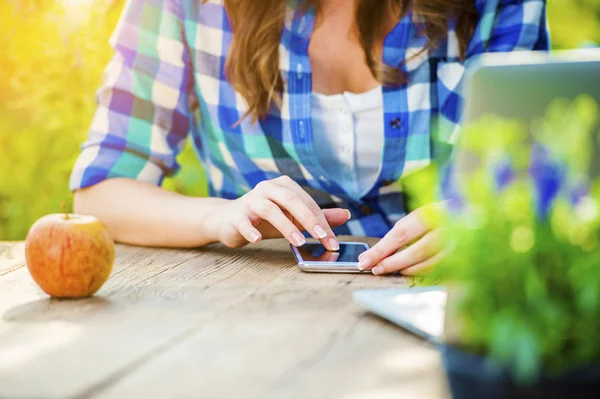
292;208;350;231
262;184;325;240
398;249;448;277
249;199;306;247
323;208;352;228
371;229;443;275
269;177;341;251
234;218;262;244
358;209;429;270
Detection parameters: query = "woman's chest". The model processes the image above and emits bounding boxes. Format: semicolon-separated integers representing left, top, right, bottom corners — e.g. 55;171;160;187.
184;2;467;183
306;3;383;96
308;28;380;95
186;3;465;116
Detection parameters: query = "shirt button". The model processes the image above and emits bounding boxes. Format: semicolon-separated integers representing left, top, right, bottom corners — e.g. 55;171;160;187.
381;179;394;187
360;205;373;216
298;120;306;138
390;118;401;129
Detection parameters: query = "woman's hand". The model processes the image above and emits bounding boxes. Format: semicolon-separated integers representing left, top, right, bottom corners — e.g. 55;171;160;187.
210;176;350;250
358;202;447;276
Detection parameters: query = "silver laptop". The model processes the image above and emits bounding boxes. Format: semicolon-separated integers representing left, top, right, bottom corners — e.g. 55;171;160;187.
353;287;448;343
459;49;600;175
462;49;600;125
353;49;600;342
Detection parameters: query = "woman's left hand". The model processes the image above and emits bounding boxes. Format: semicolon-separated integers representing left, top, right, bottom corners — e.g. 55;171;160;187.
358;202;447;276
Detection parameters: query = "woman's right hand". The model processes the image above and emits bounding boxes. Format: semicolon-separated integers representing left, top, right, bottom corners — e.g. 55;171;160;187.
210;176;350;250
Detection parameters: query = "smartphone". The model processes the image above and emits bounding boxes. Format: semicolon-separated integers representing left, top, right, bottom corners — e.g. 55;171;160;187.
290;240;371;273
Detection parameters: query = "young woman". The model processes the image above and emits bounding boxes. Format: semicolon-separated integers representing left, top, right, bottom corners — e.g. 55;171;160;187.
70;0;549;275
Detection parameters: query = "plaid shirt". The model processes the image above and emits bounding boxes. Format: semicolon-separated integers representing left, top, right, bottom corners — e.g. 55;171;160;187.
70;0;550;237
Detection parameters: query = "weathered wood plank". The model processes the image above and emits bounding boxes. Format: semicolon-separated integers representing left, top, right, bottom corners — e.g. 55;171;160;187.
0;245;233;399
0;238;447;399
92;296;446;399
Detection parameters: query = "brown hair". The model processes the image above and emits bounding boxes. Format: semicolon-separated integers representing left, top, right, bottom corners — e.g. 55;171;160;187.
205;0;478;123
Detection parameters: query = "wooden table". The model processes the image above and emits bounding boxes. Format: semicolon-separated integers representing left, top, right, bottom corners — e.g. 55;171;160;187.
0;237;448;399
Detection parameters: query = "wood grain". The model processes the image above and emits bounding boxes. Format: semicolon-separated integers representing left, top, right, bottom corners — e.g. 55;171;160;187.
0;238;448;399
0;242;25;276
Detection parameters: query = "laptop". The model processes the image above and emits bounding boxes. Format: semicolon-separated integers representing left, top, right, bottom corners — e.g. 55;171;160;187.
353;287;448;344
459;48;600;176
353;49;600;342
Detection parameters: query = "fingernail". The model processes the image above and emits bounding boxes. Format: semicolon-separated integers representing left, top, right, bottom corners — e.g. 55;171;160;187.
358;257;371;271
345;209;352;220
358;252;366;261
250;232;260;243
314;224;327;239
328;237;340;251
372;265;385;275
292;232;306;246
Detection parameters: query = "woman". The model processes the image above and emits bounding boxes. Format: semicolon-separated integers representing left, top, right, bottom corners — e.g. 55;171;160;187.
70;0;549;275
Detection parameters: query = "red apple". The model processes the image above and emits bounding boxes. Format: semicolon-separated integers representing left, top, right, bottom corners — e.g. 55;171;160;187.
25;209;115;298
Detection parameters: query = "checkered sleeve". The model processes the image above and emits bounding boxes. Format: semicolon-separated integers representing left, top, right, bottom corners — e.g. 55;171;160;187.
468;0;550;58
69;0;194;191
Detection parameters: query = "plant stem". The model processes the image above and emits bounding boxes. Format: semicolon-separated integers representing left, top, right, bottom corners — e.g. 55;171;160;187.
61;202;70;220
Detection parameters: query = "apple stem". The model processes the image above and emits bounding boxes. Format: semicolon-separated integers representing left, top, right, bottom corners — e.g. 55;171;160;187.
61;202;70;220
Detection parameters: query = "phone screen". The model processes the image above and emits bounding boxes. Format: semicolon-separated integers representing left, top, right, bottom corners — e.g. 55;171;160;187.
296;242;368;263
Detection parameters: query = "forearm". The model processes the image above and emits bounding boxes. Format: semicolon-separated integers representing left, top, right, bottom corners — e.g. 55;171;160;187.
73;178;229;248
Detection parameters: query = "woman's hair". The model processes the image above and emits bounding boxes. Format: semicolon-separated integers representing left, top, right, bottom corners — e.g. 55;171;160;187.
204;0;478;123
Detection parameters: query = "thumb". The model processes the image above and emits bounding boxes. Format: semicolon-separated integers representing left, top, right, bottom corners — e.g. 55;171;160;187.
418;202;447;230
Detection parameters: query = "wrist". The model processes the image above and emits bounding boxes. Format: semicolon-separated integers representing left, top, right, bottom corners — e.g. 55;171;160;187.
194;197;232;245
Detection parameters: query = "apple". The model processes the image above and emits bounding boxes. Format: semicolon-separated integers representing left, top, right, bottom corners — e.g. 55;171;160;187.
25;206;115;298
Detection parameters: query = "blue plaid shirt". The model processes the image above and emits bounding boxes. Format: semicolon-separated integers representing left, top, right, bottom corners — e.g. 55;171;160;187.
70;0;550;237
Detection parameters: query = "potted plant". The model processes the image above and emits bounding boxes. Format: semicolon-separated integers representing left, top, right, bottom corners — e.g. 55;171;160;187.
429;96;600;398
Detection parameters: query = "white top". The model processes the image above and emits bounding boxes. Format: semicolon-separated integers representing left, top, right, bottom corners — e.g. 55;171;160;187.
311;86;385;200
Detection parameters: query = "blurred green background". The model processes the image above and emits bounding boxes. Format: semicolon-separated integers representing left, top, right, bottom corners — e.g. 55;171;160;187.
1;0;599;240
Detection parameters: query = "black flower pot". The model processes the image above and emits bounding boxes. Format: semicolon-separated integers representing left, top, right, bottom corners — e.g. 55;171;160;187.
441;344;600;399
